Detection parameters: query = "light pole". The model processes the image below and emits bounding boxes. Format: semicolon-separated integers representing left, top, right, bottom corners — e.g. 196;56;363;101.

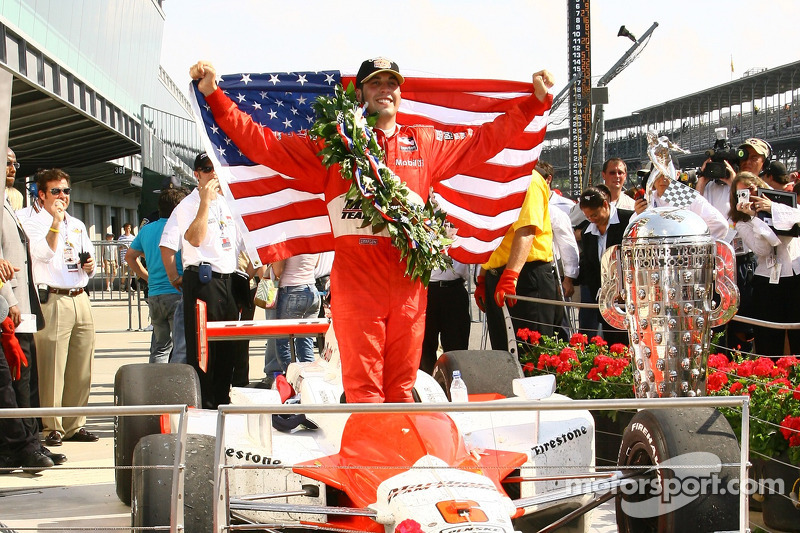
583;22;659;190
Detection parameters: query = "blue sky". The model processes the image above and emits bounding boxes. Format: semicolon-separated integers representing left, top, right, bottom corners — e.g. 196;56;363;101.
160;0;799;119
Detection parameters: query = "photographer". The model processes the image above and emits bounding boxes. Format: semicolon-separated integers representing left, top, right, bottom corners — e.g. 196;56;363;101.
696;130;743;217
731;171;800;356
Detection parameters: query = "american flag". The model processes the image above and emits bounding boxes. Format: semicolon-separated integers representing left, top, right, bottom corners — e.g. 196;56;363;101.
190;71;550;266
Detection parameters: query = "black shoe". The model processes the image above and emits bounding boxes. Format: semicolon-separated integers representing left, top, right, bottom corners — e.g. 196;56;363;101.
16;450;54;474
44;431;62;447
41;446;67;465
66;428;99;442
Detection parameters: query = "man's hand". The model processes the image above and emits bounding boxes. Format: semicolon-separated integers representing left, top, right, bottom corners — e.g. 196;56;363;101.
81;256;95;274
51;198;67;223
474;273;487;312
634;197;648;215
562;277;575;299
0;259;18;284
494;269;520;307
200;177;220;203
169;275;183;290
8;305;20;327
532;70;555;102
190;61;218;97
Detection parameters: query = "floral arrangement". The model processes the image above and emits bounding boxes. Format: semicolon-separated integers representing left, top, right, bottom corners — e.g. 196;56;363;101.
707;353;800;464
310;83;452;284
516;330;634;407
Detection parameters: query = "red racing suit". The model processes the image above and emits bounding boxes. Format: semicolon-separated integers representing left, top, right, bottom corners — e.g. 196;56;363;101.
205;88;550;402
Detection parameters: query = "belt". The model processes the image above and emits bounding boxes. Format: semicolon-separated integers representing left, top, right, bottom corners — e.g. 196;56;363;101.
184;265;232;279
49;287;84;297
428;279;465;288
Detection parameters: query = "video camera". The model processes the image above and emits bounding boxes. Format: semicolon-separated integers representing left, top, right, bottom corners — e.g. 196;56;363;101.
698;128;742;182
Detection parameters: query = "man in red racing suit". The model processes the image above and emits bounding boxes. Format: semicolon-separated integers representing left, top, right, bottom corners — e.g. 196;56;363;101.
191;57;554;403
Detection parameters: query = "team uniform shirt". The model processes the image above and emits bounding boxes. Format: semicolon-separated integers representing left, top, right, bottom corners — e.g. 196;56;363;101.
23;209;95;289
160;189;243;274
483;171;553;270
130;218;183;297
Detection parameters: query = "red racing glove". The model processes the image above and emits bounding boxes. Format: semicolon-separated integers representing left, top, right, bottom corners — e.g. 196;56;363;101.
474;273;487;312
494;269;520;308
1;317;26;381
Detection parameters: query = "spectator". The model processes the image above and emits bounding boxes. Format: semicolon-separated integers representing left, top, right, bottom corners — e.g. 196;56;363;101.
118;223;135;291
570;158;635;227
23;169;98;447
575;185;633;345
191;58;554;403
272;254;321;371
763;160;793;192
731;171;800;356
125;187;187;364
6;148;23;211
101;233;117;291
159;153;249;408
477;170;560;349
420;260;471;374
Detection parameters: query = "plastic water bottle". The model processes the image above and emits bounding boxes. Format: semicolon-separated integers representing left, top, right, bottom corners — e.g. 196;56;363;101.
450;370;468;403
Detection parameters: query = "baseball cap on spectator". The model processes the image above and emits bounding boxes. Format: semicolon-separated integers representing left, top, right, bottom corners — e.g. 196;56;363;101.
194;152;211;170
766;160;790;184
356;57;404;87
739;138;771;160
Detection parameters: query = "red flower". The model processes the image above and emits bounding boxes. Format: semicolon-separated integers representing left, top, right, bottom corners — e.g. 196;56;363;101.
776;356;800;373
587;367;601;381
794;384;800;401
529;330;542;344
753;357;778;378
609;343;627;355
708;353;731;370
517;328;530;342
779;415;800;447
729;381;744;395
591;335;607;347
706;370;728;393
569;333;588;347
747;384;758;393
767;377;793;394
522;362;535;373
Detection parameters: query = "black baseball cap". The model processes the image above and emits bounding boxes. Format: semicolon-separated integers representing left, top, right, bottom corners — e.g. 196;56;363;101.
356;57;404;86
194;152;211;170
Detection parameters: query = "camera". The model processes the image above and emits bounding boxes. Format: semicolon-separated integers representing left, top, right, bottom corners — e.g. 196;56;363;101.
78;251;90;265
698;128;742;182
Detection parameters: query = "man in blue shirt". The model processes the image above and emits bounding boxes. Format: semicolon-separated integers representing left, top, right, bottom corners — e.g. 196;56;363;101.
126;187;187;363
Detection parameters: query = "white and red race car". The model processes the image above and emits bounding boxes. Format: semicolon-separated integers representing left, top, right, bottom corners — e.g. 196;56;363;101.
114;316;741;533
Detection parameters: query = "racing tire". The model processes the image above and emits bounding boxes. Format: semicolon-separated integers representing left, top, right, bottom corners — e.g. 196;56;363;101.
114;363;201;505
615;407;740;533
433;350;523;400
131;433;215;532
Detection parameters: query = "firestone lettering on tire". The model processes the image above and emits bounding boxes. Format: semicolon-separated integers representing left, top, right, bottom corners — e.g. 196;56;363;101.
225;447;282;465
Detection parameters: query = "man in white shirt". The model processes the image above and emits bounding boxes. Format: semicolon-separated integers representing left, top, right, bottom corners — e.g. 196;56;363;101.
160;153;247;408
22;169;98;447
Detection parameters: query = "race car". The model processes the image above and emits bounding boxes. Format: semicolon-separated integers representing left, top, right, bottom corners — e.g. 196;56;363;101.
114;316;741;532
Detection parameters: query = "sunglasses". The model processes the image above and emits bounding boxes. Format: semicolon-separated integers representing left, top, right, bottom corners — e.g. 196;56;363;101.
49;187;71;196
197;166;215;173
6;161;20;170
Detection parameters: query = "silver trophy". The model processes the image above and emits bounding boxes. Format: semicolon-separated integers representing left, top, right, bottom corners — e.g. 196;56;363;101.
599;207;739;398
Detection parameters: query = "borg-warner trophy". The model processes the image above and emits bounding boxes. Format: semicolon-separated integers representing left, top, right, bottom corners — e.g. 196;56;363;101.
599;134;739;398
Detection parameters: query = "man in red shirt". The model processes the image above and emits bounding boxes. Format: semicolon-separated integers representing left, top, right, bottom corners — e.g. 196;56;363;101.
190;58;553;403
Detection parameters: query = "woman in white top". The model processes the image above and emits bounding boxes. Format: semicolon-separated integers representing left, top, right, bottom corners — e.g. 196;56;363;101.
273;253;321;370
731;171;800;356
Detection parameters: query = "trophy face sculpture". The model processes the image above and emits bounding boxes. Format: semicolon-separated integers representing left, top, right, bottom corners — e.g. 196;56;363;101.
599;207;739;398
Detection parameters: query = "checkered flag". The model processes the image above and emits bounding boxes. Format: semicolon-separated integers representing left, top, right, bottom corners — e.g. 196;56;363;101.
661;180;699;208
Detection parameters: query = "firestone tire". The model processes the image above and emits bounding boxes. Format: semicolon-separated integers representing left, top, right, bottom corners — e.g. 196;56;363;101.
131;433;216;533
114;363;201;505
432;350;523;400
616;407;740;533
